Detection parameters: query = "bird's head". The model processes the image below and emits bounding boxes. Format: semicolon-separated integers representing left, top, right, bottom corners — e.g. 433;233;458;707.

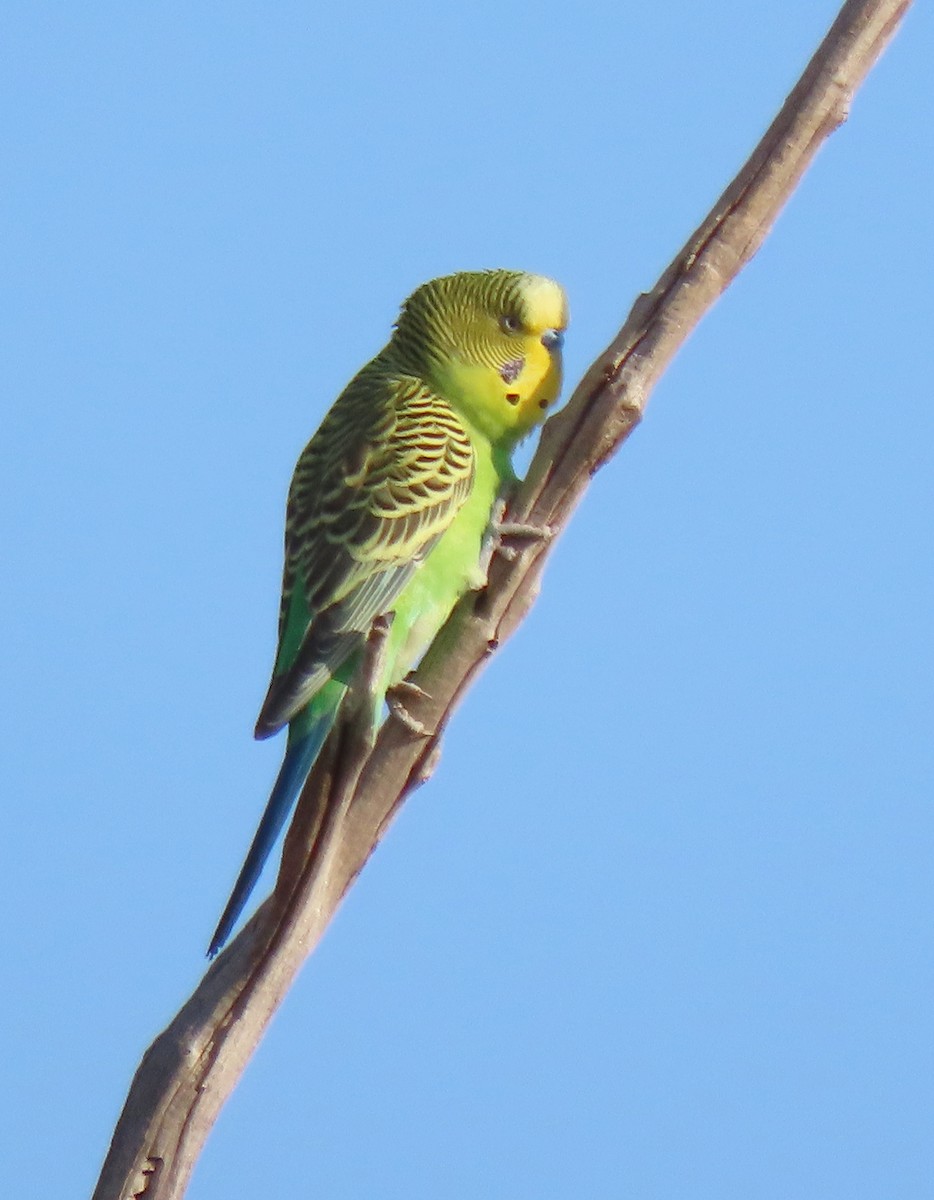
389;269;568;446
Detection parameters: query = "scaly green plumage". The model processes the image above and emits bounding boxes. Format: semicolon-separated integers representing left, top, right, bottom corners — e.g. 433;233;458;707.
208;270;567;955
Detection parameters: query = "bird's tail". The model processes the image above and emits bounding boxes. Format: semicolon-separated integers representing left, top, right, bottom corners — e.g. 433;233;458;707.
207;685;344;957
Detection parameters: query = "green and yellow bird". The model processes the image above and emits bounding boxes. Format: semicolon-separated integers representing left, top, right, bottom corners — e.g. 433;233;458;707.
208;269;567;955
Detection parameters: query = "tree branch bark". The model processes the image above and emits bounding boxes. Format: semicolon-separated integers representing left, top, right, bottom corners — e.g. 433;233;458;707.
92;2;912;1196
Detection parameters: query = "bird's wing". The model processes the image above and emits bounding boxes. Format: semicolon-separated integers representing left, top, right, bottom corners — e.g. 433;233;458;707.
254;374;474;737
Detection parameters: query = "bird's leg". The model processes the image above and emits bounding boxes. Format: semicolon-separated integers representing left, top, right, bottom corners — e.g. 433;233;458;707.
386;677;432;736
339;612;396;748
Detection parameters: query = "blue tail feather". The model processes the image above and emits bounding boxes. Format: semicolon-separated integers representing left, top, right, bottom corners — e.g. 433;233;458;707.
207;707;335;957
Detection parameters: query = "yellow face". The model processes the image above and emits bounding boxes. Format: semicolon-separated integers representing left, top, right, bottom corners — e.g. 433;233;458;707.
407;270;569;446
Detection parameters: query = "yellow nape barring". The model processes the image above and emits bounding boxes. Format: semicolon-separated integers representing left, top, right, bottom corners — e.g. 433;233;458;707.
391;269;568;446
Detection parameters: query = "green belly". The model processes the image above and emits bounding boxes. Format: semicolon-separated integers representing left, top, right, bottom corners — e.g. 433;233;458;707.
386;434;505;683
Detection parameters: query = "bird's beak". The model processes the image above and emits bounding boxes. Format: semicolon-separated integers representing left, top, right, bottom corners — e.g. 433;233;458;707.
541;328;564;352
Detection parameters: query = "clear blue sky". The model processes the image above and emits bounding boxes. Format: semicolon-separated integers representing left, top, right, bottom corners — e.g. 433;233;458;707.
4;3;932;1197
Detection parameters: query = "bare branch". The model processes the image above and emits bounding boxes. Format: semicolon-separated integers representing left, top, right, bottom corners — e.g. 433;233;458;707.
92;3;912;1196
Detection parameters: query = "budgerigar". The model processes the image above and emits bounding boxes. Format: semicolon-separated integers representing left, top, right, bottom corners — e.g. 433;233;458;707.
208;269;568;956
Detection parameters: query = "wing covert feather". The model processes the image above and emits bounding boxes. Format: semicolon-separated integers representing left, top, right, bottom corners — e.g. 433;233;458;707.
255;371;474;736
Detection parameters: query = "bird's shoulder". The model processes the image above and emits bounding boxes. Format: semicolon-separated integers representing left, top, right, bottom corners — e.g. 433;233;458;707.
288;362;475;523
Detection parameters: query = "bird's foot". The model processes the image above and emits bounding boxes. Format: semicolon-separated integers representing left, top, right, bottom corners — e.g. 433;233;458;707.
487;516;555;563
475;500;555;579
386;679;432;736
389;678;431;702
495;518;555;542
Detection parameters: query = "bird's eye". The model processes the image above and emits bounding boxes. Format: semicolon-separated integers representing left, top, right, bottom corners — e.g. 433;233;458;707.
499;313;522;334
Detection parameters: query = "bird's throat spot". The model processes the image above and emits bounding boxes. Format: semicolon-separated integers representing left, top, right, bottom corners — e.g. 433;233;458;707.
505;393;520;406
500;357;525;384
